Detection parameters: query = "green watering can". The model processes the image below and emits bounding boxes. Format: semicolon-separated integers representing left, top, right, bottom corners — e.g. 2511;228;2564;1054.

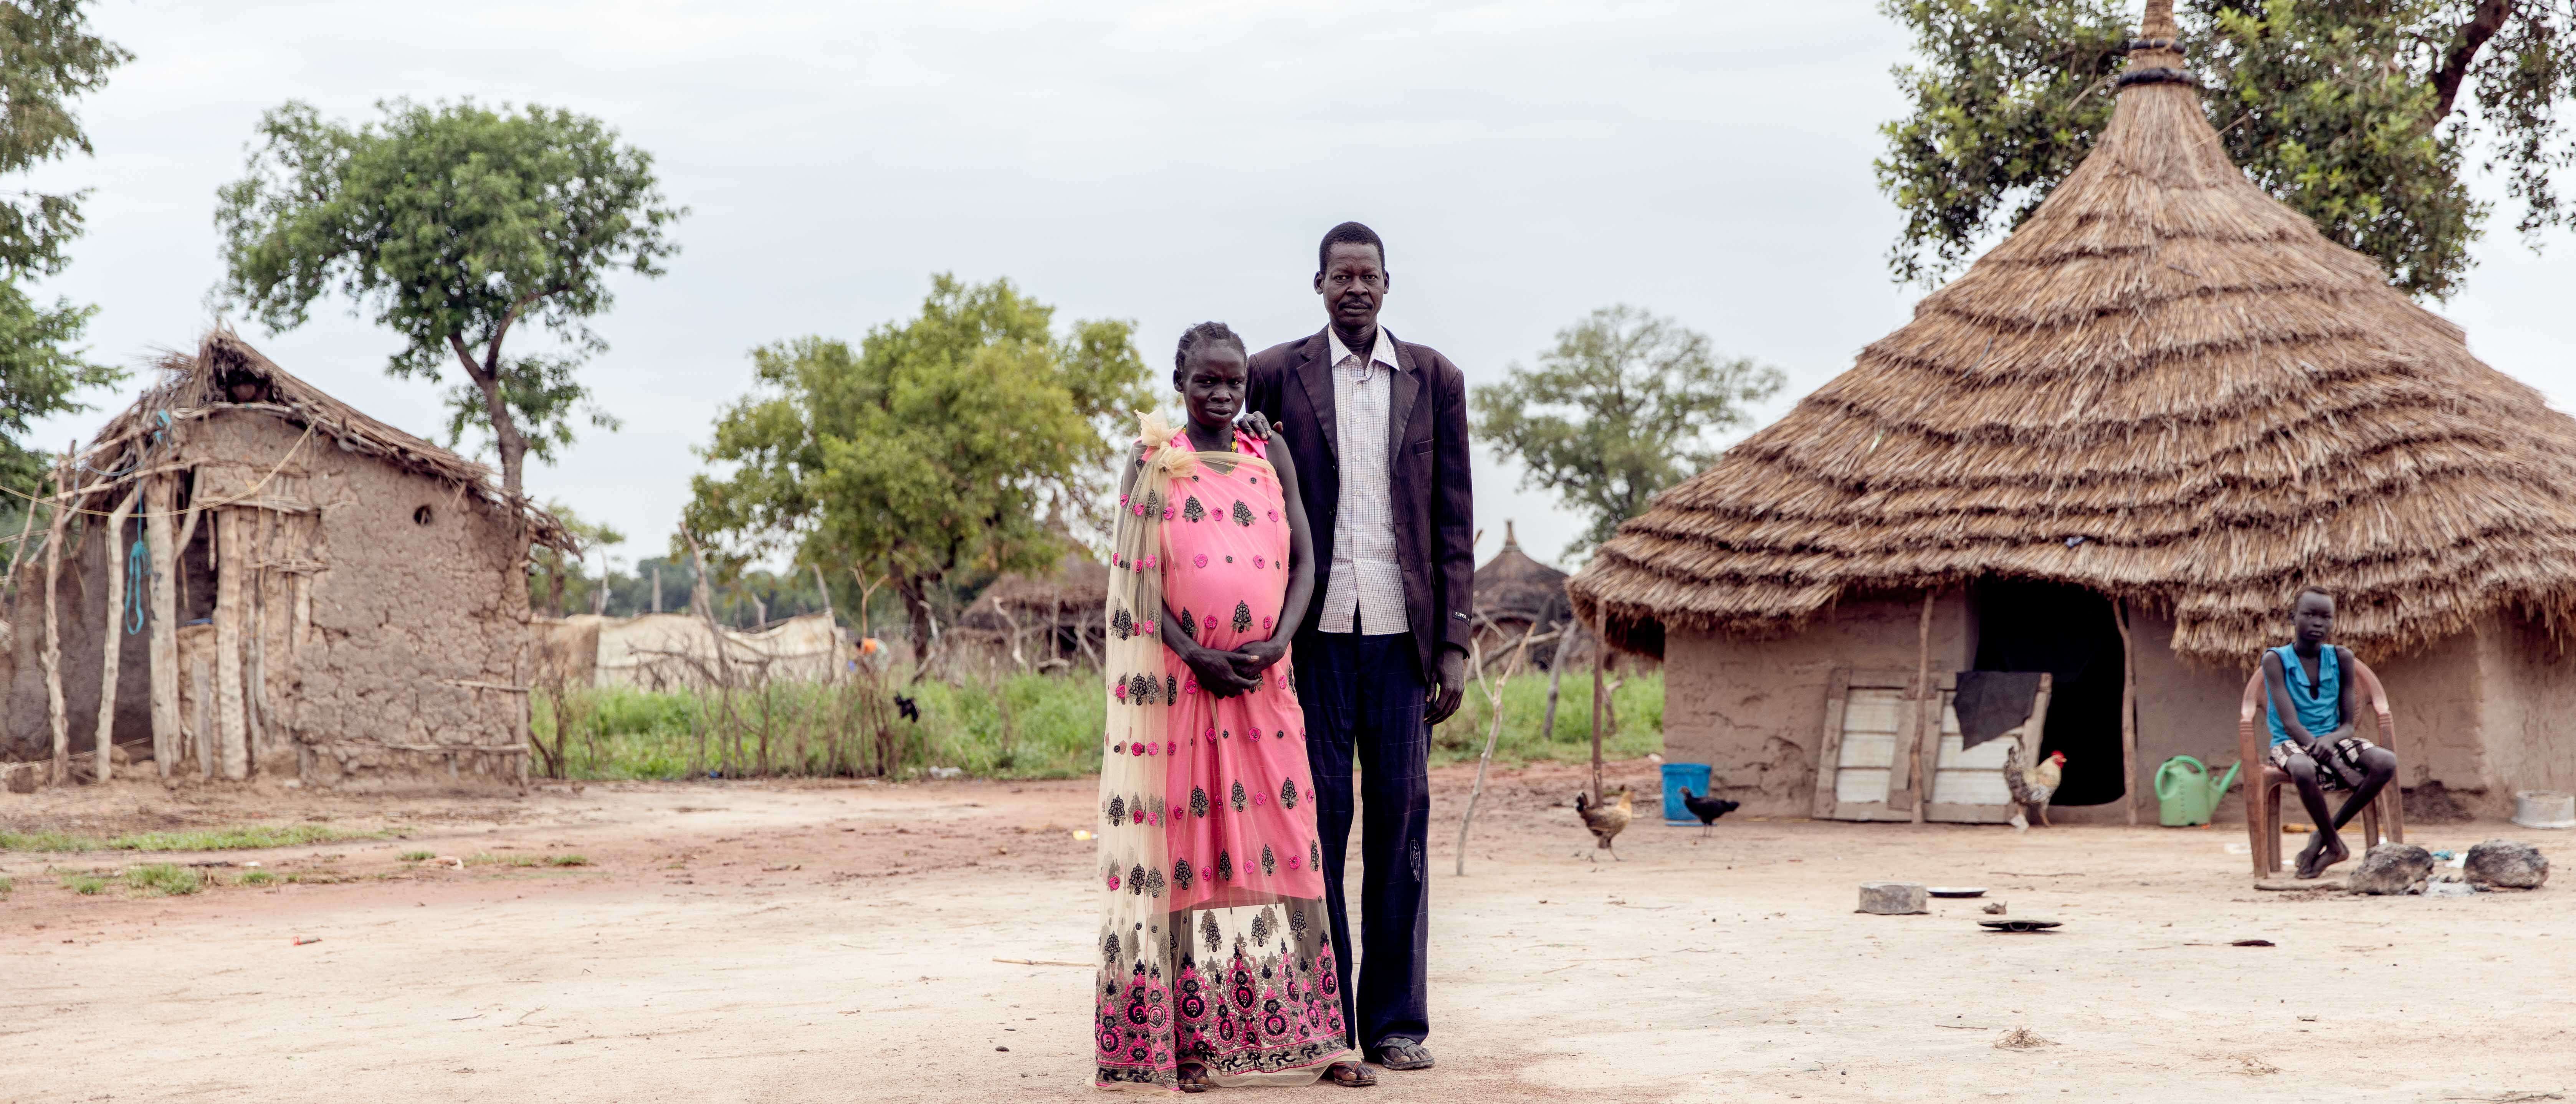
2154;755;2241;827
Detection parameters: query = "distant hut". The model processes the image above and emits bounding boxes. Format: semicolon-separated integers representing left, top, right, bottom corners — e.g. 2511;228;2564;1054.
1472;521;1572;668
1;332;574;788
1568;3;2576;823
957;550;1112;669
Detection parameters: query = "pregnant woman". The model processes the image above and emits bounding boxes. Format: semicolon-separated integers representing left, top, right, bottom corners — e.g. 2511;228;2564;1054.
1093;322;1365;1092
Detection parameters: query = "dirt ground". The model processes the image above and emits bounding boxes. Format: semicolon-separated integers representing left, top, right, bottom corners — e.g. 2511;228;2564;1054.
2;759;2568;1103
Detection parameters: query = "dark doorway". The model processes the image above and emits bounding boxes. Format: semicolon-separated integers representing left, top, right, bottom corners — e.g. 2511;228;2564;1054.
1973;579;2126;806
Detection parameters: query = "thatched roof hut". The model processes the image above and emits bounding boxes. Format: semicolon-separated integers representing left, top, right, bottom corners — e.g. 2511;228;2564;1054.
1570;0;2576;823
1474;521;1571;629
3;331;570;789
1470;521;1574;668
955;551;1111;669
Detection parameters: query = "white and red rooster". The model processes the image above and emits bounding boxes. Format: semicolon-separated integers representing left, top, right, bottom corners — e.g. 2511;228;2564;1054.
2005;746;2067;831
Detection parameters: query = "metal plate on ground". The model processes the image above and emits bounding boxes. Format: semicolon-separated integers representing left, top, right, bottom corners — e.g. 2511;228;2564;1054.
1927;886;1986;897
1977;918;2061;932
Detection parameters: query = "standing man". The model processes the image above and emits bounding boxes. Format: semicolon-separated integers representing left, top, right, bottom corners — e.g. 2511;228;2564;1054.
1246;221;1473;1076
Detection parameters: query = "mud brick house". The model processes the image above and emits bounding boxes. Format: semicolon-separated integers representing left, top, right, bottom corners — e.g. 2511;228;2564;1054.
2;331;573;788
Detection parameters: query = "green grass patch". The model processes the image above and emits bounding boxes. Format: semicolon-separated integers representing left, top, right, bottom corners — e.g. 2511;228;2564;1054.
397;851;435;862
0;824;386;853
523;666;1665;782
61;873;106;894
533;674;1108;781
465;853;542;868
122;863;203;896
238;869;277;887
546;854;590;867
0;875;14;897
1430;670;1663;767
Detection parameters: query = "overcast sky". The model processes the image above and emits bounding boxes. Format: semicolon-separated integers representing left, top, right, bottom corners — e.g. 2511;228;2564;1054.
23;1;2576;574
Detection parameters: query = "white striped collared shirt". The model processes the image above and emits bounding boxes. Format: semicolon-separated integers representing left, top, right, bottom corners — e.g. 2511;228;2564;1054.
1319;328;1405;636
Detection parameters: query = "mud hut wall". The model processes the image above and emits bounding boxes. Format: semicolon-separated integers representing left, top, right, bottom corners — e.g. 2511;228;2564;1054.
1661;592;1974;815
2453;613;2576;817
0;514;156;763
189;413;526;783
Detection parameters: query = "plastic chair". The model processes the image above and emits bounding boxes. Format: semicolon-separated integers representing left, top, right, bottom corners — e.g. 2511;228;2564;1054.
2236;655;2405;877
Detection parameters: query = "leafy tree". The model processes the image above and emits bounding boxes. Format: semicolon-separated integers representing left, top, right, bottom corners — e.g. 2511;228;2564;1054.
214;99;684;503
1877;0;2576;298
0;1;129;490
685;275;1150;670
1472;306;1784;557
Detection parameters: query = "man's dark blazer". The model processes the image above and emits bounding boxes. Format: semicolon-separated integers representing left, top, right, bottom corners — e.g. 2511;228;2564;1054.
1246;327;1474;680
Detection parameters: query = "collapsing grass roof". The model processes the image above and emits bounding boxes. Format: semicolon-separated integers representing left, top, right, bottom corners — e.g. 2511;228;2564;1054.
1568;2;2576;664
81;329;575;553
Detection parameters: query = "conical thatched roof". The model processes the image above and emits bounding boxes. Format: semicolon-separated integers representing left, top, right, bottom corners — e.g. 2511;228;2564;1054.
1569;2;2576;664
1473;521;1571;626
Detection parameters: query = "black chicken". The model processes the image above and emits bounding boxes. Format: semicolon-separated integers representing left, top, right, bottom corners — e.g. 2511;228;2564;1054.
893;694;920;723
1678;787;1739;838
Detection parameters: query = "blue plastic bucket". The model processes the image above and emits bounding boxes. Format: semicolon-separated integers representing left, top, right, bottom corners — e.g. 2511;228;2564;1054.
1662;762;1713;825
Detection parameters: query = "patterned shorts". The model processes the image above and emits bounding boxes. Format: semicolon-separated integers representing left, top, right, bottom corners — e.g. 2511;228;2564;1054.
2270;736;2379;792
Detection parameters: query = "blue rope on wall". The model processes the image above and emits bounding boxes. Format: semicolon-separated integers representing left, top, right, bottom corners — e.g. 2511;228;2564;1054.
125;535;148;635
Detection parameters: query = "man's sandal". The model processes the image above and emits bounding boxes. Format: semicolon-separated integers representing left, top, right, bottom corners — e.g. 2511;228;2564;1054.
1371;1038;1435;1071
1327;1061;1377;1087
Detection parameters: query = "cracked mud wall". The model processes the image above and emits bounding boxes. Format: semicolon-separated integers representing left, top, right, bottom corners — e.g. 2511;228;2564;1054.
1662;592;1973;815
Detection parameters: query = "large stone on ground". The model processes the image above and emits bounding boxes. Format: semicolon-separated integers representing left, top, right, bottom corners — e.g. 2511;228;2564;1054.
2465;840;2550;890
1858;881;1927;914
2346;843;2433;895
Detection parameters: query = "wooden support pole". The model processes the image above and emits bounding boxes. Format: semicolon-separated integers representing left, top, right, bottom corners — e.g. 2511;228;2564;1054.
1902;590;1936;821
213;509;249;779
2115;597;2140;826
2;469;40;602
92;484;140;782
191;659;213;779
42;449;74;785
1541;623;1571;745
1589;637;1606;806
146;476;180;780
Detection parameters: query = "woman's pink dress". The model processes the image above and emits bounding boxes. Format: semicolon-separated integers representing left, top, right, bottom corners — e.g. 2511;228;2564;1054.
1159;432;1324;911
1093;429;1346;1091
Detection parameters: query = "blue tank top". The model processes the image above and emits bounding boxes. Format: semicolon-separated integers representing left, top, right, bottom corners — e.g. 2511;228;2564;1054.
2263;643;2341;746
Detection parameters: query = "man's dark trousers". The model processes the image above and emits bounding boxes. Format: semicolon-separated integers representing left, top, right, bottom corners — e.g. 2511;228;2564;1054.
1297;630;1430;1051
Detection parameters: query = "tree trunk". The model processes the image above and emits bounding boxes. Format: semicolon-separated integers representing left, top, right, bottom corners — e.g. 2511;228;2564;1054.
896;573;935;678
213;510;249;780
2429;0;2513;127
41;450;74;785
93;485;140;782
146;475;180;780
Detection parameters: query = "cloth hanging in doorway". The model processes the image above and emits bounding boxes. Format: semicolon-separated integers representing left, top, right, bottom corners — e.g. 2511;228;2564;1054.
1954;670;2045;751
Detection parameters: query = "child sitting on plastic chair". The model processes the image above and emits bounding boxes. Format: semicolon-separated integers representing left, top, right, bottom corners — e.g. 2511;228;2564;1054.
2261;587;2400;879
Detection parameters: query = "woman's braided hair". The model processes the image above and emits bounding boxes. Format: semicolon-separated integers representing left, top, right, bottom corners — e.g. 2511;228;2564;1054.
1174;321;1246;371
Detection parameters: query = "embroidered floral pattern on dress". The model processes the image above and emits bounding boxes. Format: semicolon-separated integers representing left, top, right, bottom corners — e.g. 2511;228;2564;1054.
1232;601;1253;633
1179;608;1196;638
1230;779;1247;812
1184;496;1206;523
1232;501;1255;527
